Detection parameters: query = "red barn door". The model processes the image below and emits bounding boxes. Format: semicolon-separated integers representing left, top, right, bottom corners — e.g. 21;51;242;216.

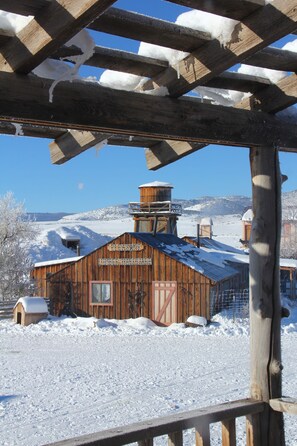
152;281;177;324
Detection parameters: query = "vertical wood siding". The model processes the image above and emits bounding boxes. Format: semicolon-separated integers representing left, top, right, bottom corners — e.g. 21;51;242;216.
32;233;240;322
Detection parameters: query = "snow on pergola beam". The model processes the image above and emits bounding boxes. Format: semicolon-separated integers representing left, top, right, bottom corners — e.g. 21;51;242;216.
146;72;297;170
0;0;117;74
164;0;265;21
139;0;297;97
50;0;297;167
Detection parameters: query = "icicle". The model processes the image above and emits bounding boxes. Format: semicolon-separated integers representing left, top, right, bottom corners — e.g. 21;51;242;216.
94;139;108;157
49;30;95;103
11;123;24;136
174;63;180;80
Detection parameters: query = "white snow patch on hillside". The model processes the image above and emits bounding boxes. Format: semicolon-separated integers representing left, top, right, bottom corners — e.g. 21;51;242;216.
29;224;111;263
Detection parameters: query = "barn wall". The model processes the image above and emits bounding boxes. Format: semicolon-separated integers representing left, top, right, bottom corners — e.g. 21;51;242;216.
31;261;75;297
47;233;218;322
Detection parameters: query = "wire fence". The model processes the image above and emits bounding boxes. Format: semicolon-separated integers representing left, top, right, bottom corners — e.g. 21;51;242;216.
210;288;249;321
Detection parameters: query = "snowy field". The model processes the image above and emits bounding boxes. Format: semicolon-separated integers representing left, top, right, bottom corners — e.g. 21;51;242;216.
1;306;297;446
30;213;244;263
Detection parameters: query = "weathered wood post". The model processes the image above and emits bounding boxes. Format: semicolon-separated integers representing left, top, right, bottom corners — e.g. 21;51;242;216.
249;146;284;445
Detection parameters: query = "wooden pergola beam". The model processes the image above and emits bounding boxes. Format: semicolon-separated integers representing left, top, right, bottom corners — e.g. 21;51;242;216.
237;73;297;114
47;67;272;165
0;0;47;15
145;141;206;170
244;47;297;73
139;0;297;97
164;0;265;20
49;130;111;164
1;73;297;150
53;45;169;78
146;71;297;170
89;7;211;52
54;45;272;92
0;0;117;74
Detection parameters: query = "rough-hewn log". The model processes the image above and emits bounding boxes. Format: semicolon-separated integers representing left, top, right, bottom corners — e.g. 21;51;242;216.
140;0;297;97
89;7;211;52
1;73;297;150
164;0;264;20
0;0;117;74
249;146;284;445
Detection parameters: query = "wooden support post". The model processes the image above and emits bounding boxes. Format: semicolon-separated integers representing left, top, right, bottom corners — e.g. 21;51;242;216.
138;439;153;446
249;146;284;445
221;419;236;446
168;430;183;446
195;425;210;446
246;413;261;446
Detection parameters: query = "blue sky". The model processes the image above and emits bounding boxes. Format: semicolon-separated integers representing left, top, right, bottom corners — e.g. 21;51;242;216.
1;0;297;213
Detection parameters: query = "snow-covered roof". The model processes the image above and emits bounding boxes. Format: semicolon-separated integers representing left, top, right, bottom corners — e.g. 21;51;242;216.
15;297;48;314
138;181;173;188
34;257;83;268
58;228;81;241
242;209;253;222
131;233;239;282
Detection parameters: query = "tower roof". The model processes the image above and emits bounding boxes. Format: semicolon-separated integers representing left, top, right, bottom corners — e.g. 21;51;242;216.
138;181;173;189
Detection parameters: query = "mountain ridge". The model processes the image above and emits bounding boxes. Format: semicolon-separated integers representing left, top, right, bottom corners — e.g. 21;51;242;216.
28;190;297;222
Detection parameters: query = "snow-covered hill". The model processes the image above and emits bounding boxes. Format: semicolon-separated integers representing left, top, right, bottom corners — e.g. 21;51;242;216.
29;224;112;263
60;205;129;222
29;191;297;263
58;196;252;222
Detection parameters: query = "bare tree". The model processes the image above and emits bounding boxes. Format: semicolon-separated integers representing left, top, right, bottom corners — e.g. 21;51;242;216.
0;192;36;301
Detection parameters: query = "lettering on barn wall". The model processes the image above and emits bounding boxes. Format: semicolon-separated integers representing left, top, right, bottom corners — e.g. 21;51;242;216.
98;258;152;266
107;243;144;251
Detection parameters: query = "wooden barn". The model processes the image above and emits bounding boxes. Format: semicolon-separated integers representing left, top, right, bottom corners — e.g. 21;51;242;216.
31;256;82;298
183;235;250;290
37;232;241;324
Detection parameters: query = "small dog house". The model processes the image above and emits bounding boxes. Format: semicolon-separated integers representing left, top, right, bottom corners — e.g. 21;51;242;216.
13;297;48;326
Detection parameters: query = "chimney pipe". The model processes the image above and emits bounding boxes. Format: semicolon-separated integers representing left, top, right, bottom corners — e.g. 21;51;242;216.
197;224;200;248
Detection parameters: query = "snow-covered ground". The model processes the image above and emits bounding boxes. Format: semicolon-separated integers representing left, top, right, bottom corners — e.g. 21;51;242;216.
1;304;297;446
2;212;294;446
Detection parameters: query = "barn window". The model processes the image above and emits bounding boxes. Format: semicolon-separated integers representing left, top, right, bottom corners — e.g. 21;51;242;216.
90;281;113;305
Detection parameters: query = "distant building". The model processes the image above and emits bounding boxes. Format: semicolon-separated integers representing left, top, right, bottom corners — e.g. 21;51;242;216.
32;232;242;324
240;209;253;247
239;210;297;298
128;181;182;235
199;217;213;239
